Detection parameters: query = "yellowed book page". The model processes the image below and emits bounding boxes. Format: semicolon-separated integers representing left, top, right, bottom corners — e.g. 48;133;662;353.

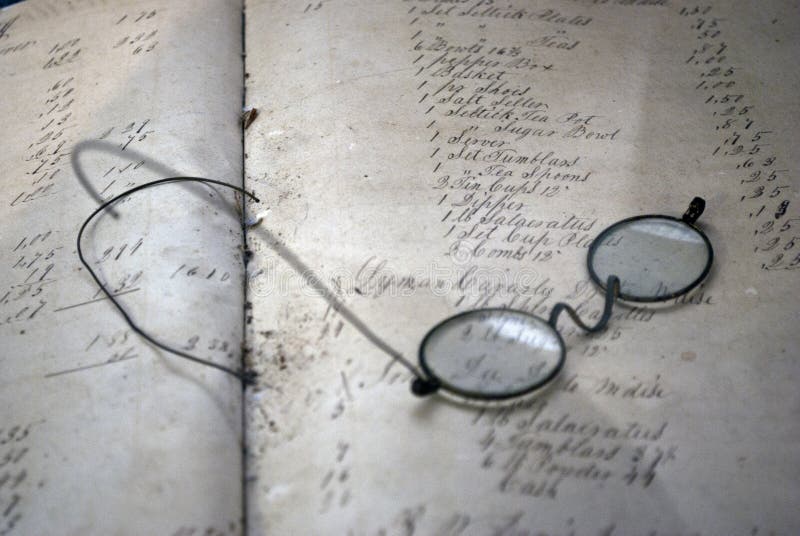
0;1;245;534
243;0;799;533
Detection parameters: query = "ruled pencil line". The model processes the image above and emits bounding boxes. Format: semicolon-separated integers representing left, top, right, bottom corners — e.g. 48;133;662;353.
44;354;138;378
53;288;140;312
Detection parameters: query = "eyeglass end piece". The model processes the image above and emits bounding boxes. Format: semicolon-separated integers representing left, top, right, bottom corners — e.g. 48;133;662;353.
682;197;706;224
411;377;440;397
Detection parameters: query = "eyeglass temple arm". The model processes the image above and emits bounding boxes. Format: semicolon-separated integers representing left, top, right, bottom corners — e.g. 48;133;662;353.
548;275;621;333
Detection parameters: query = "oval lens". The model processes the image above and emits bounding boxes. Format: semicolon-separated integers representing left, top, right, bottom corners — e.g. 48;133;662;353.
419;309;564;400
588;216;712;302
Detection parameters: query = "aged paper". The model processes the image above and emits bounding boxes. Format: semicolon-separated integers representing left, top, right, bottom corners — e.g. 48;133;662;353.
244;0;800;534
0;1;245;534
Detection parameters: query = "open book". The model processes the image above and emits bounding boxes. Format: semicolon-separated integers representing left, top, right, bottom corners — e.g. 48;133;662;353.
1;0;798;533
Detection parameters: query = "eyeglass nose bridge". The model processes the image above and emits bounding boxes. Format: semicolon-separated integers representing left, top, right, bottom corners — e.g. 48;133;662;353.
548;275;621;334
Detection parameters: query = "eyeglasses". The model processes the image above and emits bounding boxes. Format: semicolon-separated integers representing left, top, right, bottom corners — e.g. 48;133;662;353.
409;198;713;402
76;172;713;398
